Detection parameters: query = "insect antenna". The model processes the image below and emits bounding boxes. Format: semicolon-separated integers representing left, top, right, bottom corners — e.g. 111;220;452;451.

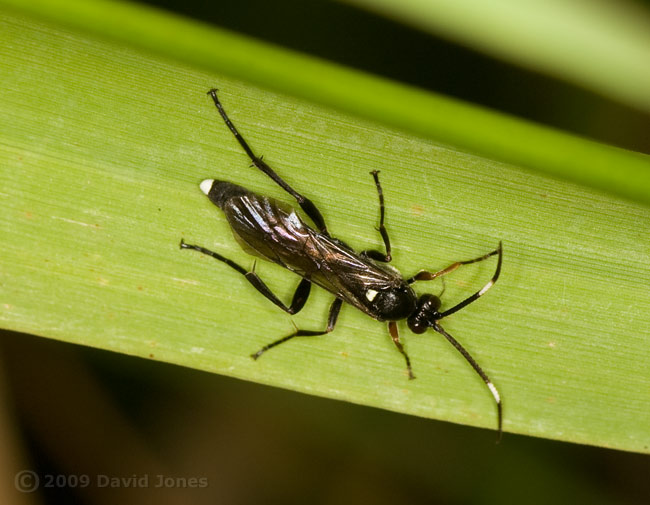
432;322;503;441
438;241;502;319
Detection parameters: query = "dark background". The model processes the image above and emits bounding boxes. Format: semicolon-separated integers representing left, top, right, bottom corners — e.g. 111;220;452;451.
3;330;649;504
2;1;649;503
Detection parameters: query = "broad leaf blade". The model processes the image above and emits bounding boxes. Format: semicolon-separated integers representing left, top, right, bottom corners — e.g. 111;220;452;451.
1;0;650;204
1;9;649;453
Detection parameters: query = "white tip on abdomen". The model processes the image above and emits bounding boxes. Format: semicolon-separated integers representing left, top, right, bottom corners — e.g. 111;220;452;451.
200;179;215;195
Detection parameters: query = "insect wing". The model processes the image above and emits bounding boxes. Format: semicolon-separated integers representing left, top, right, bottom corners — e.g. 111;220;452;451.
223;192;314;276
222;191;402;315
307;233;403;316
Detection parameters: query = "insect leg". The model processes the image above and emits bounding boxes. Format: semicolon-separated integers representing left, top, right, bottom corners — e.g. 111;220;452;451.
251;298;343;359
438;241;502;318
407;242;501;284
362;170;392;262
388;321;415;379
207;89;329;235
180;239;311;314
432;322;503;441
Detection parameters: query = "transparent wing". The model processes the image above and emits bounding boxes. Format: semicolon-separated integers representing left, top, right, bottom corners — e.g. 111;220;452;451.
223;193;403;312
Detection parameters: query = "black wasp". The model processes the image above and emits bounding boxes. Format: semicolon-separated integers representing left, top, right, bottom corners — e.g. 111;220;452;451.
181;89;504;437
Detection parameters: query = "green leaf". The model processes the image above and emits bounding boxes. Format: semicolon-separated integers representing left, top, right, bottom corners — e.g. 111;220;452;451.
2;0;650;205
346;0;650;114
1;6;649;453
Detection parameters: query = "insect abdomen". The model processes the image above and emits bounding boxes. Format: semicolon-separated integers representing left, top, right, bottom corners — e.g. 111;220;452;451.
201;179;251;209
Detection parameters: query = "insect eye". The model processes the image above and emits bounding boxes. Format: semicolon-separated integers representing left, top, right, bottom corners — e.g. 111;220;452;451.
407;317;427;334
419;294;441;311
